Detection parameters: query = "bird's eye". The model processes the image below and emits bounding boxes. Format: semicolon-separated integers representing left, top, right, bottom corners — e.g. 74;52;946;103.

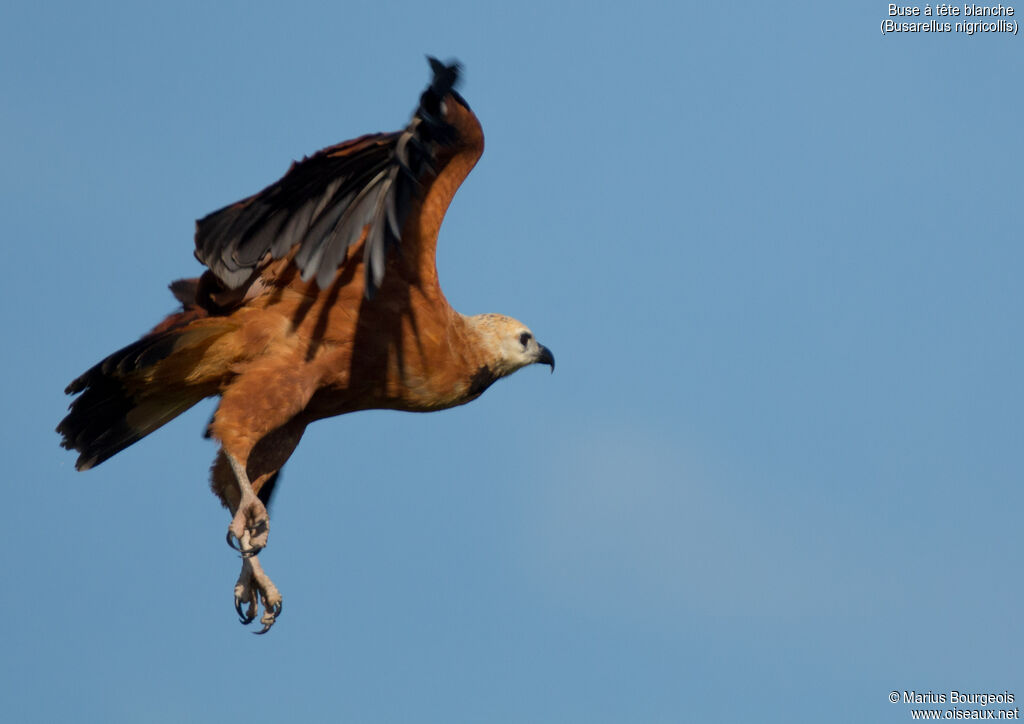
519;332;532;347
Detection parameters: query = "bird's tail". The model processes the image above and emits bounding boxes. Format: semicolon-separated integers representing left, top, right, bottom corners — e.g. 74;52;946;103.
57;310;237;471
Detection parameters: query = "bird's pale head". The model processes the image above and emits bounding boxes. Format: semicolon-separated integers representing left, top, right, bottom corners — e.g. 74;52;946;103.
466;313;555;378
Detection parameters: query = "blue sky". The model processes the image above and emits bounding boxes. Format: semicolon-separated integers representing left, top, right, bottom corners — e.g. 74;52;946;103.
2;1;1022;722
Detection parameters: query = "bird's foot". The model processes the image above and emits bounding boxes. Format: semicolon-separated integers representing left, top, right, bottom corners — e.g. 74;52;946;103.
234;555;282;634
226;492;269;557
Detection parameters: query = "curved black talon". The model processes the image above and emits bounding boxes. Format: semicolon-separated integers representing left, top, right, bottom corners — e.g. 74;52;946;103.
226;530;264;558
226;530;242;552
252;603;283;635
235;598;254;625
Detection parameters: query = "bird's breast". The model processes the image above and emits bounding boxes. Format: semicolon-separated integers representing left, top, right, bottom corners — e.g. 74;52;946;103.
267;286;487;418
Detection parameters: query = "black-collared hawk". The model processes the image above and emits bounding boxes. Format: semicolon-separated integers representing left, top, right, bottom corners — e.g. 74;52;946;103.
57;58;554;633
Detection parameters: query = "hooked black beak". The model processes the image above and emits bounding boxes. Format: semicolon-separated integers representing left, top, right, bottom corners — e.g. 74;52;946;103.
536;344;555;372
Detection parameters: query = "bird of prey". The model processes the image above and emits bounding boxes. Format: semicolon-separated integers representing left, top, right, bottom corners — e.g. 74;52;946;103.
57;58;554;633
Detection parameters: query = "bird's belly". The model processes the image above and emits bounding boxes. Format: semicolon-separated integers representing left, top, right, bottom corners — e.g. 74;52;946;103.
303;350;481;420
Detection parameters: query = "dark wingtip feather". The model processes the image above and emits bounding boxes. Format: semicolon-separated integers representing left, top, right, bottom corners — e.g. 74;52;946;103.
426;56;461;97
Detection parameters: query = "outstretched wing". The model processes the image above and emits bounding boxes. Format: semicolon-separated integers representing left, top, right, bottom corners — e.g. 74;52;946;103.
194;57;466;297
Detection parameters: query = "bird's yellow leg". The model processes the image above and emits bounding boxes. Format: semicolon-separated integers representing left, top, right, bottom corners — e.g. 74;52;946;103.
234;554;282;634
224;451;270;557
